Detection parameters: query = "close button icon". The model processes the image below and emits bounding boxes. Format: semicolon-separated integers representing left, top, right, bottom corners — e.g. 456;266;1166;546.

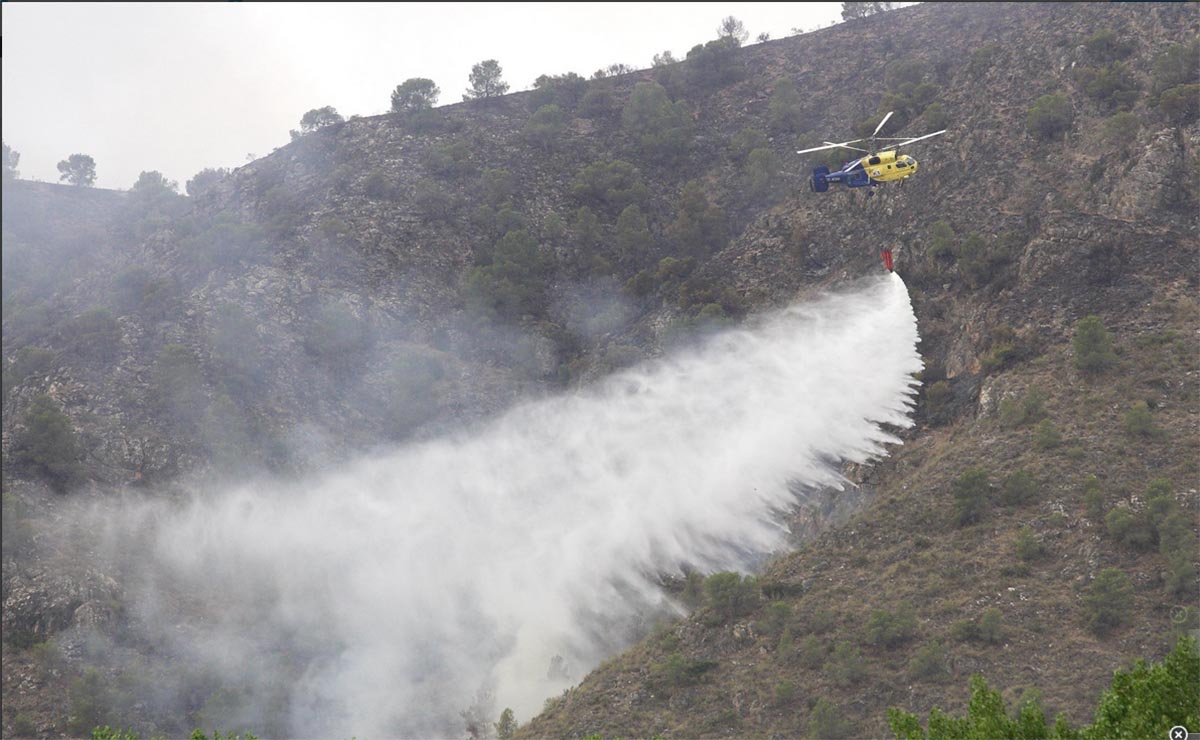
1170;726;1188;740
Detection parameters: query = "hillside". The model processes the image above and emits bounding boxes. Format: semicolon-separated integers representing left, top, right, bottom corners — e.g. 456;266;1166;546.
3;2;1199;738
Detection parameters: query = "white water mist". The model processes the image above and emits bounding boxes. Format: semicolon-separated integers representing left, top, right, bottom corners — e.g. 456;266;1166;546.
99;272;921;737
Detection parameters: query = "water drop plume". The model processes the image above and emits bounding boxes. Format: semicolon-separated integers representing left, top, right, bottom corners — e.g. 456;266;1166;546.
101;272;922;737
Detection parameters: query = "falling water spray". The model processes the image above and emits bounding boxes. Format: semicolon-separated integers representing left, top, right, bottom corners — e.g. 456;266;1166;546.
89;272;922;737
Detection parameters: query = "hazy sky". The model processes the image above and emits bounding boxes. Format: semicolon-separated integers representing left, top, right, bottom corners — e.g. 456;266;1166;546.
2;2;850;190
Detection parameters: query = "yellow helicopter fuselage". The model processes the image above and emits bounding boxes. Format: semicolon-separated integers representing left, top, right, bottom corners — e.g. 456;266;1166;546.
854;150;919;182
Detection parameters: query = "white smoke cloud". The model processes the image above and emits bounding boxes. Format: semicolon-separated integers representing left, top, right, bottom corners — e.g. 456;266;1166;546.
92;272;921;737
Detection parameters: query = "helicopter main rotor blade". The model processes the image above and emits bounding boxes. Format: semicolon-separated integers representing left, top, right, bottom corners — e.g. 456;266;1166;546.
796;138;867;155
872;110;895;138
825;140;869;152
895;129;947;148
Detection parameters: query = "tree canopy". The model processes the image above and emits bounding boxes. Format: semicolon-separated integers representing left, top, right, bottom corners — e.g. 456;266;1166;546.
57;153;96;186
464;60;509;101
392;78;441;113
3;141;19;181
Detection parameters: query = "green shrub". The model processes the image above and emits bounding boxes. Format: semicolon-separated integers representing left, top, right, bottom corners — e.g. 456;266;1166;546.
927;220;956;261
424;140;475;178
1084;567;1134;636
762;601;792;637
828;641;866;687
463;229;550;322
63;307;121;361
363;170;393;199
621;81;692;164
5;346;56;397
921;101;949;131
413;179;458;223
807;697;853;739
68;669;110;736
1105;506;1156;551
768;78;803;134
1015;526;1047;562
1123;400;1156;438
743;148;782;206
968;43;1001;77
303;304;374;367
1159;84;1200;126
909;640;950;682
523;104;566;150
480;168;515;208
774;678;797;705
924;380;953;420
10;394;83;491
494;707;518;740
570;160;649;214
685;37;744;89
578;82;620;119
1083;475;1106;521
1074;62;1140;111
1102;111;1141;145
1033;419;1063;450
1027;93;1074;142
1083;29;1135;63
668;180;727;258
655;652;718;688
728;128;768;164
1003;470;1041;506
528;72;588;113
1074;315;1117;374
890;637;1200;739
953;468;992;526
798;634;826;669
978;607;1005;644
615;204;652;261
705;572;759;621
1152;41;1200;96
866;602;918;648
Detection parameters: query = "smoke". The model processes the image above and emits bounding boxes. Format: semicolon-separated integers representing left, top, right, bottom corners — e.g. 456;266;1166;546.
87;272;921;737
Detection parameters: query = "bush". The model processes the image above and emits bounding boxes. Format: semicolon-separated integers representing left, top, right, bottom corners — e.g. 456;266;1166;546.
528;72;588;113
1083;29;1135;63
655;652;718;688
63;307;121;361
413;179;458;223
1105;506;1156;551
570;160;648;214
424;140;475;178
828;642;866;687
1073;315;1116;375
807;697;853;739
768;78;803;134
668;180;727;259
1033;419;1063;450
704;571;759;621
1027;93;1074;141
1123;400;1156;438
615;204;653;262
866;602;918;648
577;82;620;119
890;637;1200;738
303;304;374;370
10;394;83;491
1015;526;1048;562
391;77;440;114
1152;41;1200;96
523;104;566;150
1102;111;1141;145
621;81;692;164
463;229;551;322
909;640;950;682
978;607;1005;644
1158;84;1200;126
1084;567;1134;636
743;148;782;206
728;128;768;164
1083;475;1106;520
798;634;826;669
1001;471;1039;506
1074;63;1140;111
953;468;992;526
685;37;744;89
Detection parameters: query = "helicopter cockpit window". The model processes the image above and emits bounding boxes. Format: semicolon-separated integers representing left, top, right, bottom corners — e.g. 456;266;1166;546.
896;160;907;168
868;156;881;165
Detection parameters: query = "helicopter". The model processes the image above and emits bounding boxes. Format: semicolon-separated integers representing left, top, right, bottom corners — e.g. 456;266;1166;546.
796;111;946;196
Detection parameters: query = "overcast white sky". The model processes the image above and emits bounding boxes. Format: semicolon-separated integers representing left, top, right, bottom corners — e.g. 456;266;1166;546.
2;2;853;190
